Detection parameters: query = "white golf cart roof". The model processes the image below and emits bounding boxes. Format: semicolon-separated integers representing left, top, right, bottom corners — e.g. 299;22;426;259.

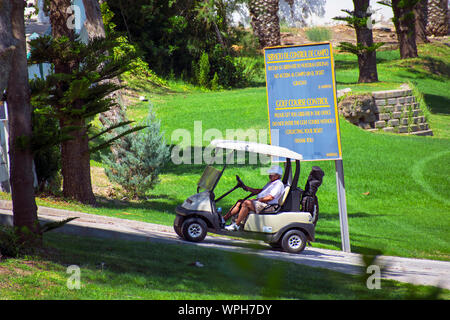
210;139;303;161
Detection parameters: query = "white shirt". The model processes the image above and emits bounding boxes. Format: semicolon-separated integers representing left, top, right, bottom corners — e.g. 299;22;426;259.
257;179;285;205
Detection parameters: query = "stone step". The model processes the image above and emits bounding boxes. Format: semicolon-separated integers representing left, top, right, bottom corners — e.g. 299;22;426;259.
407;129;434;136
372;89;412;99
375;103;421;113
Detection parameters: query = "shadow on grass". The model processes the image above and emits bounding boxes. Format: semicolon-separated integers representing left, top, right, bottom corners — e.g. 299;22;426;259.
423;93;450;115
95;195;180;216
316;229;391;255
318;211;386;221
41;231;440;299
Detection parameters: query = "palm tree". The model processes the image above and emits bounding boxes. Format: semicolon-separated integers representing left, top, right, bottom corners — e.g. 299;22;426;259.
426;0;448;36
248;0;281;48
334;0;382;83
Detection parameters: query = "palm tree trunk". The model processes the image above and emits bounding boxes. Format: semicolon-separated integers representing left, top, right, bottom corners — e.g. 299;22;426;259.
248;0;281;48
426;0;448;36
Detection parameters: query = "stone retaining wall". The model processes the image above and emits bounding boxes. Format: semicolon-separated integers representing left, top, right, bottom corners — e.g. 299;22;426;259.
370;88;433;136
338;87;433;136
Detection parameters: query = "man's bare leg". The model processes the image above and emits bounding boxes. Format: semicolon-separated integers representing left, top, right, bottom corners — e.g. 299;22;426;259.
223;199;243;221
235;200;256;226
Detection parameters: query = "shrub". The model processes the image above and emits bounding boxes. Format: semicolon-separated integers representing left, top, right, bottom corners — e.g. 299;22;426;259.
102;105;170;199
197;52;211;88
211;72;220;91
0;225;23;258
193;47;247;89
208;46;247;89
305;26;331;42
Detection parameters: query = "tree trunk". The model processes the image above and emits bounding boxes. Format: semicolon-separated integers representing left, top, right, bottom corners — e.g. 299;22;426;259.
83;0;125;128
415;0;429;43
0;0;16;92
49;0;96;205
356;28;379;82
82;0;106;39
354;0;379;83
60;117;96;205
49;0;76;41
6;0;39;240
426;0;448;36
248;0;281;48
392;0;418;59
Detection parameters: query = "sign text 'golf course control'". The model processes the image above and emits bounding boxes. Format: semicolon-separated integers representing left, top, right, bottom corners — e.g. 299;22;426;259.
264;42;342;161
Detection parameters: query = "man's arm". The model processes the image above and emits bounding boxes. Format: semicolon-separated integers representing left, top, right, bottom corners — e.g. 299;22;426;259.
256;194;274;203
243;185;262;195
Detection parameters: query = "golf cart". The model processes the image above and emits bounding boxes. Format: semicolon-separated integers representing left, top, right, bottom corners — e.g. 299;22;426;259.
174;140;324;254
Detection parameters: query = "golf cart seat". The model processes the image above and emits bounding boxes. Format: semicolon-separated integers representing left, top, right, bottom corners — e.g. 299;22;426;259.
247;184;291;216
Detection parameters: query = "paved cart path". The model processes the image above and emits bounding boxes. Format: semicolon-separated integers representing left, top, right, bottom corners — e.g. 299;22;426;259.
0;201;448;290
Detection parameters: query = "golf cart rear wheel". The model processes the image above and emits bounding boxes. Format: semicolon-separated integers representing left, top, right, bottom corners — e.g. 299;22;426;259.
281;229;307;254
181;217;207;242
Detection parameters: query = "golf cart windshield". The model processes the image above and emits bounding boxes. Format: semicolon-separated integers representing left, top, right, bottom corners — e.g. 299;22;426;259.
198;166;222;191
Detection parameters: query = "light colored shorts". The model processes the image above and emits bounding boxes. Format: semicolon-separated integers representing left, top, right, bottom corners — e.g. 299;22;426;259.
252;200;276;214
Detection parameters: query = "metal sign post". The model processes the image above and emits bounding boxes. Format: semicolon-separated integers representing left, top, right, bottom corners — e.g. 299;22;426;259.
264;42;351;252
335;159;351;252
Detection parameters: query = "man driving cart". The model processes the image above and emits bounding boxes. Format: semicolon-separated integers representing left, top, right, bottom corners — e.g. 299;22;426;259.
223;165;285;231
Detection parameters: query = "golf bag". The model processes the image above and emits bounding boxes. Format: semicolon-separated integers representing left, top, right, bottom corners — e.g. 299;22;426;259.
301;166;324;225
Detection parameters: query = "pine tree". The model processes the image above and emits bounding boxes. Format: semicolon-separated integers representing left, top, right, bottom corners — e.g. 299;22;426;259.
102;104;170;199
379;0;421;59
334;0;384;83
28;34;141;204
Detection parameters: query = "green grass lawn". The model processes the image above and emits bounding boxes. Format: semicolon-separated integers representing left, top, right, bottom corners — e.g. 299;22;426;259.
3;43;448;261
1;232;447;299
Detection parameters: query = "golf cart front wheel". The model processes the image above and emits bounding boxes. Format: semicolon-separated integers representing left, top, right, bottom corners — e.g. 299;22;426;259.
181;217;207;242
281;229;307;254
174;217;184;239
